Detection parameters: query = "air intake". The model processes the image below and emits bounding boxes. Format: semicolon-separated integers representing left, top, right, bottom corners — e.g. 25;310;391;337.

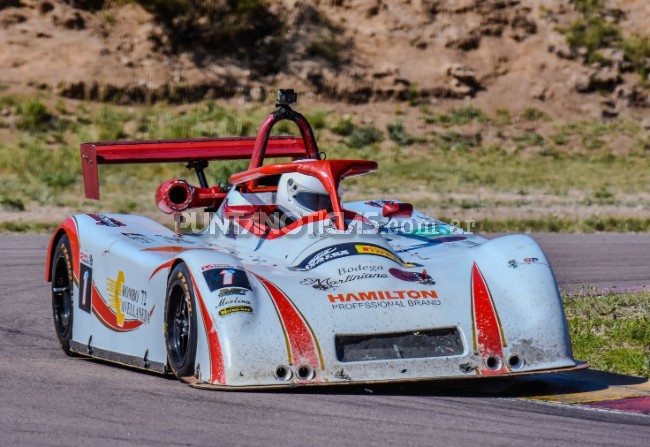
335;328;464;362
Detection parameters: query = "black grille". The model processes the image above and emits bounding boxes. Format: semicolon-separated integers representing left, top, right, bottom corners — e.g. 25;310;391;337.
335;328;464;362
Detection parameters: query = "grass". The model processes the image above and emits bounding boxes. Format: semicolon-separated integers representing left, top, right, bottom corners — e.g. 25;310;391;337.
563;291;650;378
1;93;649;233
0;221;59;233
472;217;650;233
422;105;489;126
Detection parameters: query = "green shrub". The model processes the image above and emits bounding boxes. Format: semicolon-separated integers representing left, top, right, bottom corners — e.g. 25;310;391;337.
345;126;383;148
41;173;77;189
433;131;481;152
331;117;354;136
424;106;488;126
523;107;549;121
16;101;52;132
387;120;414;145
305;110;330;130
571;0;605;16
513;132;544;148
622;34;650;82
493;108;512;125
564;16;620;55
0;197;25;211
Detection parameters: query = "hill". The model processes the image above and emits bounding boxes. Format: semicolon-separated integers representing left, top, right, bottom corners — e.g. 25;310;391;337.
1;0;648;118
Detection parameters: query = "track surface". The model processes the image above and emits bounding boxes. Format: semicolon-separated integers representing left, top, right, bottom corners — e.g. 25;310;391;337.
1;233;648;446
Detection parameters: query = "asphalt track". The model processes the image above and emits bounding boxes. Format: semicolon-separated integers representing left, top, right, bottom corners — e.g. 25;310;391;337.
0;233;648;446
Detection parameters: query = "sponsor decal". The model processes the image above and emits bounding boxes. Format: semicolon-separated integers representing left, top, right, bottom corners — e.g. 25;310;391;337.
215;293;253;316
507;257;549;268
157;234;198;245
301;264;388;291
202;267;252;293
291;243;419;271
301;272;388;291
291;245;352;271
218;287;248;297
364;200;394;208
93;270;154;331
331;300;441;310
78;263;92;314
407;225;454;236
219;306;253;316
202;263;236;272
107;271;127;327
389;268;436;285
88;214;126;227
327;289;438;302
337;264;384;274
121;232;154;244
107;270;151;325
354;244;419;267
79;249;93;267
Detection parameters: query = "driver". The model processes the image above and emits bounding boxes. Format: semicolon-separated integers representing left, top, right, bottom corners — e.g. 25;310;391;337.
276;171;339;220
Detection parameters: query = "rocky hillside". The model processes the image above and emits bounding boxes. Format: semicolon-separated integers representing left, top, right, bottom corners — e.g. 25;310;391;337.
0;0;649;118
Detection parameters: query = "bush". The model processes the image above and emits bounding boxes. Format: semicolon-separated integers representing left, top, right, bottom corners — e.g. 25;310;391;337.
523;107;549;122
424;106;488;126
16;101;52;132
622;34;650;82
331;117;354;136
387;120;414;145
345;126;383;148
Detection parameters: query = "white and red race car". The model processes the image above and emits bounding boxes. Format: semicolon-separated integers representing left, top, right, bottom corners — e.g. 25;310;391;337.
46;90;584;389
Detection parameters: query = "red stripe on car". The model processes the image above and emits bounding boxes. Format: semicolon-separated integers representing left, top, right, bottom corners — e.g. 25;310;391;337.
149;259;176;280
189;272;226;385
471;262;508;375
46;217;80;283
254;274;324;381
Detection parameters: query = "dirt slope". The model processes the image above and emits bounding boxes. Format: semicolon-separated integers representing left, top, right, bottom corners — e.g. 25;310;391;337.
0;0;648;118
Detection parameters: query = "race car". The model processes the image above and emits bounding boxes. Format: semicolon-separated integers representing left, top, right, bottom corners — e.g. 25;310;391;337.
46;89;584;389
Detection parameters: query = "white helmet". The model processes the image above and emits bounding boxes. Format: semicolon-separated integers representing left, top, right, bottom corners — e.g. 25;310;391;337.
277;171;339;218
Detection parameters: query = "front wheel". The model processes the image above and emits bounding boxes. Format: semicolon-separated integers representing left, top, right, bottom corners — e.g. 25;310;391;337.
51;234;76;356
165;263;198;379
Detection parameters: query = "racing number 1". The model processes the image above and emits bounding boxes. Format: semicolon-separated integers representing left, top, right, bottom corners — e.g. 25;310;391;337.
220;269;234;286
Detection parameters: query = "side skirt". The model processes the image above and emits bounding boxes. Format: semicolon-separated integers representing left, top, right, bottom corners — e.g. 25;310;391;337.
70;340;168;374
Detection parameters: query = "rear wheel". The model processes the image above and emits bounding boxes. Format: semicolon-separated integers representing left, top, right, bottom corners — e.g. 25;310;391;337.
51;234;76;356
165;264;198;379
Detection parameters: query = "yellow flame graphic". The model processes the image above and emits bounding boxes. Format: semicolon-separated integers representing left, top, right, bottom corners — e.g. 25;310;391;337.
107;270;125;327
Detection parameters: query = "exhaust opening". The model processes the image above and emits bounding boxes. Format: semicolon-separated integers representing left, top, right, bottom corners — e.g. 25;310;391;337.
274;365;292;381
169;185;190;205
295;365;315;381
485;355;502;370
508;354;524;370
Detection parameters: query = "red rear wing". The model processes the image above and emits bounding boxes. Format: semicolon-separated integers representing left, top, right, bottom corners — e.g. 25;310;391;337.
81;136;308;199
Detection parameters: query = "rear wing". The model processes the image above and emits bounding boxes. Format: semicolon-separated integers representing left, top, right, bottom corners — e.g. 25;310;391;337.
81;136;308;199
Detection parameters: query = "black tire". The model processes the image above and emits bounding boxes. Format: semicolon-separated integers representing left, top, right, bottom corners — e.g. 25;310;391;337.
165;263;198;379
51;234;76;356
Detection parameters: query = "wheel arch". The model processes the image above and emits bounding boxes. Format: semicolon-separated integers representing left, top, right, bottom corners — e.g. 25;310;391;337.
46;218;79;282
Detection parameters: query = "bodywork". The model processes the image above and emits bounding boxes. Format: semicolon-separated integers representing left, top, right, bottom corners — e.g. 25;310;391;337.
46;93;582;389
